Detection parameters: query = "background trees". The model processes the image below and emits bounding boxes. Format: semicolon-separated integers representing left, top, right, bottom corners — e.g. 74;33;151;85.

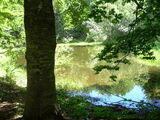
0;0;24;82
0;0;24;53
90;0;160;79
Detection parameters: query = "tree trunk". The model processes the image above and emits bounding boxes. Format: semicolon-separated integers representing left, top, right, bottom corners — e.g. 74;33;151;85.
24;0;62;120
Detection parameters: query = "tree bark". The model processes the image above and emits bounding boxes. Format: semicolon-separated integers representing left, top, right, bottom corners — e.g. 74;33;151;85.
24;0;63;119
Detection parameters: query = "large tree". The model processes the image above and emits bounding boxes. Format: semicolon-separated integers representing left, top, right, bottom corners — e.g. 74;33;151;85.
24;0;63;119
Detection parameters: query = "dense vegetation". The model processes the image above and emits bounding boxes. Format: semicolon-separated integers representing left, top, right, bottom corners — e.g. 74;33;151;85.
0;0;160;119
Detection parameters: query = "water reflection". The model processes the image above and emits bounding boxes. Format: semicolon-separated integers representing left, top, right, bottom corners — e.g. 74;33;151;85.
144;67;160;100
55;45;160;108
71;85;147;108
56;46;149;87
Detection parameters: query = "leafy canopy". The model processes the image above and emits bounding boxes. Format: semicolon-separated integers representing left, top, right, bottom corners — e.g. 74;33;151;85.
54;0;91;29
90;0;160;80
0;0;24;54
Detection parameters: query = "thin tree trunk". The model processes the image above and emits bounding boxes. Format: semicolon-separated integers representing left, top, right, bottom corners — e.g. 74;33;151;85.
24;0;63;119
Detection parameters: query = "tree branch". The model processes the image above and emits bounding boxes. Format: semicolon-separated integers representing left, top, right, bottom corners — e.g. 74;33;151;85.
133;0;143;9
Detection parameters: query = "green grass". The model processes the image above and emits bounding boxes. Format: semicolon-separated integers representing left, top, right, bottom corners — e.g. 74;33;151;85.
133;49;160;66
58;42;102;46
56;77;84;91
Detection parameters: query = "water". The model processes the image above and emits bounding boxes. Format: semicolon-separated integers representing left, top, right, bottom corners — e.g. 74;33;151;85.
71;85;157;109
55;45;160;109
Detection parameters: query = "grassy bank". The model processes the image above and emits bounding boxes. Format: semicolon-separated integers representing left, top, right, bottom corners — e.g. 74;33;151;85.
57;42;102;47
133;49;160;66
0;79;160;120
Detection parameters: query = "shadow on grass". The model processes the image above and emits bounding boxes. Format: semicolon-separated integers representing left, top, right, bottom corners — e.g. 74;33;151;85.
0;78;26;120
57;89;142;120
1;76;160;120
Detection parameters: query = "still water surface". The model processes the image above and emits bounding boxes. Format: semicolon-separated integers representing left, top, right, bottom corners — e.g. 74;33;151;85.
55;45;160;109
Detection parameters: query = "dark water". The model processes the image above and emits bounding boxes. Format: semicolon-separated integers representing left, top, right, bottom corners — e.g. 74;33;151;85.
55;45;160;109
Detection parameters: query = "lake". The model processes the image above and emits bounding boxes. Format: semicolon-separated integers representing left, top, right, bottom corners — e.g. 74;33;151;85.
55;45;160;109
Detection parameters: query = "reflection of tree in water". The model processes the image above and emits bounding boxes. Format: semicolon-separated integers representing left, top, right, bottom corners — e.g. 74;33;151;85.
70;46;91;64
133;73;149;87
83;79;135;96
56;45;74;66
56;46;151;94
56;46;105;83
143;67;160;100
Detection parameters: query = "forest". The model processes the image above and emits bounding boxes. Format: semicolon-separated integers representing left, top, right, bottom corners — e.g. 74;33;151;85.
0;0;160;119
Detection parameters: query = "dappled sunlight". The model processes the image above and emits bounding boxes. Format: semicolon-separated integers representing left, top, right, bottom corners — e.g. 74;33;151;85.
0;79;25;120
